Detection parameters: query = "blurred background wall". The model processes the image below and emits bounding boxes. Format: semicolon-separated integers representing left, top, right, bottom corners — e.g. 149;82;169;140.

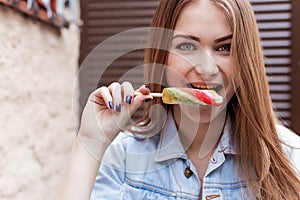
0;4;79;200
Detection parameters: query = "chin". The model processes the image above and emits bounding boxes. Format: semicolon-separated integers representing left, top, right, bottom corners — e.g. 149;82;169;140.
178;104;226;124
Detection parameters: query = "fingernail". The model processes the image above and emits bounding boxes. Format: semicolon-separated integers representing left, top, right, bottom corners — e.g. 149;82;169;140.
144;98;152;103
145;85;151;90
125;96;132;104
109;101;114;109
116;103;121;112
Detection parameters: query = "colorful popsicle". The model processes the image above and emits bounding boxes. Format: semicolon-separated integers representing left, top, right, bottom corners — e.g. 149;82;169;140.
162;88;223;106
135;88;223;106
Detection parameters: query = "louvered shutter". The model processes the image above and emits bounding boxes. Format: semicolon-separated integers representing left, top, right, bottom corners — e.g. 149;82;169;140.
250;0;293;126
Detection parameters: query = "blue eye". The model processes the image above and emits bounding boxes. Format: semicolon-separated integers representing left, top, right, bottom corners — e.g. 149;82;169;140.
176;43;197;51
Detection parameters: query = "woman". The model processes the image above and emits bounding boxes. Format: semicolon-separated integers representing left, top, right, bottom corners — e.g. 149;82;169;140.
54;0;300;199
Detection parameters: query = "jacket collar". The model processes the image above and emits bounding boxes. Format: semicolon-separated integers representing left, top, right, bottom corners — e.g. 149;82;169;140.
154;112;237;162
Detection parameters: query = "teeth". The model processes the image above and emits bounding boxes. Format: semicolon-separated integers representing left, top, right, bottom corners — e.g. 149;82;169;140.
191;84;217;90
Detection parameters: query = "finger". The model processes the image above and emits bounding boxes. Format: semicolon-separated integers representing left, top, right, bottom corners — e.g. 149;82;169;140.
137;85;151;95
109;82;122;112
122;85;152;116
121;81;135;105
93;86;114;109
133;85;153;103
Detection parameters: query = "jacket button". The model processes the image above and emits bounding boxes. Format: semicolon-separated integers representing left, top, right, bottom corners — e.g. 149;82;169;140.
184;167;193;178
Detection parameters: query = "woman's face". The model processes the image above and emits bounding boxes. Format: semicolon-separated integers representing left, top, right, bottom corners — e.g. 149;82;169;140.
166;0;235;123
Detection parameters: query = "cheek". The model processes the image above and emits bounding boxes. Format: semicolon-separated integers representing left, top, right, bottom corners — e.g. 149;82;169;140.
167;54;192;74
165;54;191;86
217;58;236;101
224;67;236;102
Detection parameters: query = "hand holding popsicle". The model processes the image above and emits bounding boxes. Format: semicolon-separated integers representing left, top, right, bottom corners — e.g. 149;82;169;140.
135;88;223;106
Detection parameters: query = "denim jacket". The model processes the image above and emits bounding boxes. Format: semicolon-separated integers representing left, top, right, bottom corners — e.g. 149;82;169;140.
91;113;300;200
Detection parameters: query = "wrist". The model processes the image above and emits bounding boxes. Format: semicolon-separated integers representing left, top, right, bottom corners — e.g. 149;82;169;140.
77;133;111;162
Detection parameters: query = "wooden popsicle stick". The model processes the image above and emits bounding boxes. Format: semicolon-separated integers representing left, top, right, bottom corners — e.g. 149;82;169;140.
134;91;163;98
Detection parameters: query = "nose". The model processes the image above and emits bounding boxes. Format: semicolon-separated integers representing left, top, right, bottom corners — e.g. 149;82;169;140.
193;52;218;79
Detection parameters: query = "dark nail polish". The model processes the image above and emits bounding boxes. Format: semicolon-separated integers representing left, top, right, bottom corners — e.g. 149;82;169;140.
125;96;132;104
145;85;151;90
108;101;114;109
116;103;121;112
144;98;152;103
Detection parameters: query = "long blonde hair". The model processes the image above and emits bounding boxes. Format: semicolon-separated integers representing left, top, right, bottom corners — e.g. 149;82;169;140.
142;0;300;199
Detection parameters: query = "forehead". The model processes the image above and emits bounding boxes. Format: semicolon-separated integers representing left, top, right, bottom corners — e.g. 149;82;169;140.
174;0;231;38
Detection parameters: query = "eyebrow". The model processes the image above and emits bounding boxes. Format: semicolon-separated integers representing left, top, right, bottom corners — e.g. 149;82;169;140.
172;34;233;43
172;34;200;42
214;34;233;43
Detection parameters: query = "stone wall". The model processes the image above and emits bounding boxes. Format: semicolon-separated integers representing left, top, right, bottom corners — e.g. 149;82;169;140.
0;5;79;200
